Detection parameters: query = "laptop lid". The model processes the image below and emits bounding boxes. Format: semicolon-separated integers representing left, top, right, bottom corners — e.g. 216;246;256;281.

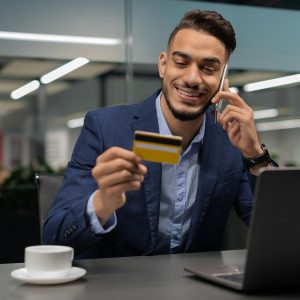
185;168;300;291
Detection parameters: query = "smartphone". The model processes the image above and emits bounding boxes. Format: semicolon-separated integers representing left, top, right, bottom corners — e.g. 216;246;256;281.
215;63;228;123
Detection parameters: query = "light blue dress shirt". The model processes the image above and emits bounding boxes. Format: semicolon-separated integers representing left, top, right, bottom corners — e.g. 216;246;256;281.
86;93;206;251
154;94;205;253
86;191;116;234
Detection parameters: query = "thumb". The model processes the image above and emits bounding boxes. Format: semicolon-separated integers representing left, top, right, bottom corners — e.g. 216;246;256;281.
224;78;230;92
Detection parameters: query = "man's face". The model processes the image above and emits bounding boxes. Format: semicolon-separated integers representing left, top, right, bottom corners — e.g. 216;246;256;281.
158;28;227;121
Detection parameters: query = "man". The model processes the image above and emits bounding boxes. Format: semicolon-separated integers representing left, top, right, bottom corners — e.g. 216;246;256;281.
43;9;275;258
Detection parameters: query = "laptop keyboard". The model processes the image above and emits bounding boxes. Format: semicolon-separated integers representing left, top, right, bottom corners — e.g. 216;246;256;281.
213;272;244;283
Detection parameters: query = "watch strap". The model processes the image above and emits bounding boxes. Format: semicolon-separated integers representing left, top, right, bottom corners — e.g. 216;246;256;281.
242;144;273;169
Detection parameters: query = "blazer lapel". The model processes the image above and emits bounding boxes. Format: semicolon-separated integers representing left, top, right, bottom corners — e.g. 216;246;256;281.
131;91;162;251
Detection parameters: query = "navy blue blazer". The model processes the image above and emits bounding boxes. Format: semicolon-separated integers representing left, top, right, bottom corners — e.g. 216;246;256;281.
43;90;253;259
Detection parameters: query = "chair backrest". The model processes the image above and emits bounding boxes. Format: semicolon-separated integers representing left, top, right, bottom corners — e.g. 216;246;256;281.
222;208;248;250
35;173;63;240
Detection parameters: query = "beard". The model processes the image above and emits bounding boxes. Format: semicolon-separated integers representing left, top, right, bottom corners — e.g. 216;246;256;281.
162;85;214;122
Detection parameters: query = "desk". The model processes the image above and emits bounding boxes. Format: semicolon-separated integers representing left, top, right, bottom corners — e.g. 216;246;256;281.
1;250;300;300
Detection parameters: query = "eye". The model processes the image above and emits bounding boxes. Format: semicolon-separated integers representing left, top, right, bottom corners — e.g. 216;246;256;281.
174;60;188;67
201;65;217;75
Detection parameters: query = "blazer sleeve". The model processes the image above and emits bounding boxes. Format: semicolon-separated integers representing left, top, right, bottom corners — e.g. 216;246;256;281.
43;110;110;255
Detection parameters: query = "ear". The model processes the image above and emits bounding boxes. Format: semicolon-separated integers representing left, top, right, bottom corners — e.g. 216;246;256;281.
157;51;167;79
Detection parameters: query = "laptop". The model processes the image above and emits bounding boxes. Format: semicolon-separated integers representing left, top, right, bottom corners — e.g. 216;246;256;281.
185;168;300;291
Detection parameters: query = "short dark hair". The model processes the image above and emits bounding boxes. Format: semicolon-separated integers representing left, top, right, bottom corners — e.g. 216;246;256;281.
168;9;236;56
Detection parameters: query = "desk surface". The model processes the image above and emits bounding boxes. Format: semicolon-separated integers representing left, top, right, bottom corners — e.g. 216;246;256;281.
1;250;300;300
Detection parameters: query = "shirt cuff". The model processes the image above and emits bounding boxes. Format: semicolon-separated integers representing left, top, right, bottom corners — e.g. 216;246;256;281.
86;190;117;235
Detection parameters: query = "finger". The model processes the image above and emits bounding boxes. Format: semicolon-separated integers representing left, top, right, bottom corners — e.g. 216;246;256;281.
105;180;143;195
224;78;230;91
222;111;253;128
219;105;252;125
220;112;248;130
97;170;144;188
97;146;142;165
227;120;241;140
212;90;249;110
93;156;146;178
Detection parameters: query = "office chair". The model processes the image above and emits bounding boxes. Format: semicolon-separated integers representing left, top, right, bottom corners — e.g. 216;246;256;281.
222;209;248;250
222;173;254;250
35;173;63;241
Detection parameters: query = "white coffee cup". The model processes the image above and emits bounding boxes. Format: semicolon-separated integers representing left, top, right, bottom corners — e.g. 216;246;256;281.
25;245;74;277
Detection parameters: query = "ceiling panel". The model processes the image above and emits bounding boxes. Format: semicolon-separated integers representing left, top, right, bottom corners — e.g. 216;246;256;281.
0;59;119;109
0;79;27;93
62;63;118;80
1;59;60;79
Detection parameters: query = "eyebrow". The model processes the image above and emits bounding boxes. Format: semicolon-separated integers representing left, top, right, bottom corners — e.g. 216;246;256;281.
171;51;221;65
171;51;190;60
201;58;221;65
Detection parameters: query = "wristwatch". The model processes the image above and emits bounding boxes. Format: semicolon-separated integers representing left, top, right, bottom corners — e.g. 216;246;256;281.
242;144;272;169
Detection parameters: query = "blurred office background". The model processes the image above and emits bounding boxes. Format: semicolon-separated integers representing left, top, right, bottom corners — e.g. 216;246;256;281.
1;0;300;262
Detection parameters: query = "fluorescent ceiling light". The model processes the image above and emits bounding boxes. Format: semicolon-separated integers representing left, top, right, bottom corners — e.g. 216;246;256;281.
243;73;300;92
0;31;122;45
254;108;279;120
10;80;40;99
67;117;84;129
256;119;300;131
40;57;89;84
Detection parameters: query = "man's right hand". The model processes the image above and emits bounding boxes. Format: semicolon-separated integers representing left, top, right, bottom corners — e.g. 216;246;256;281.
91;146;147;226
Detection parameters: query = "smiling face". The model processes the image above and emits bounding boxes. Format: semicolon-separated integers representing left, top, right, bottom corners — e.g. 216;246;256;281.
158;28;227;123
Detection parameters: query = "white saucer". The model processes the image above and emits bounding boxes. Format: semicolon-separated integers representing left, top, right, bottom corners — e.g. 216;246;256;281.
11;267;86;285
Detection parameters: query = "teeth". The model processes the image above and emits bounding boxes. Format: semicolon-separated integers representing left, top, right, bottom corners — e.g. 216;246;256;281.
177;88;200;97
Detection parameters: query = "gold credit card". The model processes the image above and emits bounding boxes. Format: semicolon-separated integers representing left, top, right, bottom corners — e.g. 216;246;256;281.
133;130;182;164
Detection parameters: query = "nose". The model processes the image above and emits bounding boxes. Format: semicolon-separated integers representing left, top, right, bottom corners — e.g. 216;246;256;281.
182;64;203;87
